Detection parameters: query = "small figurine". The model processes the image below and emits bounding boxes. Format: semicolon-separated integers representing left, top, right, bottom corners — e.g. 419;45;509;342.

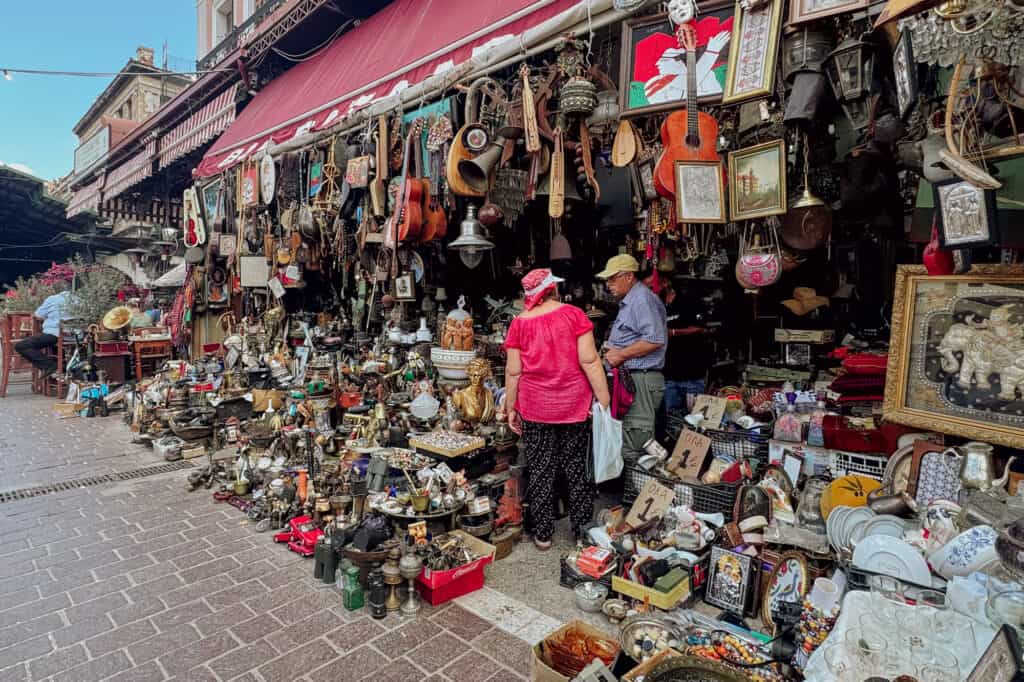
441;295;474;351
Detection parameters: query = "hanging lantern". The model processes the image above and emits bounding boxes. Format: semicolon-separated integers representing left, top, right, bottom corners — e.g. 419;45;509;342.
782;25;833;84
560;75;598;116
449;204;494;269
782;135;832;251
824;35;876;130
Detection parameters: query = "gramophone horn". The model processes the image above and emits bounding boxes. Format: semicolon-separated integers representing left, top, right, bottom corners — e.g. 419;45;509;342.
458;137;505;193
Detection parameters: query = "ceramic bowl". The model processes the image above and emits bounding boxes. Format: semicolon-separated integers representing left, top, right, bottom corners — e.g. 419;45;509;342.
574;581;608;613
928;525;998;579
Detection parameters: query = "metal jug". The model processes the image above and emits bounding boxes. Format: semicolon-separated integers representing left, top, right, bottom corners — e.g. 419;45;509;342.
957;441;1016;492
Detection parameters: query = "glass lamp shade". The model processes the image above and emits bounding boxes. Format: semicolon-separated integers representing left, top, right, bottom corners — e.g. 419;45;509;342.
450;204;494;270
459;248;485;269
825;36;876;130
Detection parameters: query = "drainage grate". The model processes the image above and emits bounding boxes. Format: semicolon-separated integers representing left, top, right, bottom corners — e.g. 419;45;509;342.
0;459;193;503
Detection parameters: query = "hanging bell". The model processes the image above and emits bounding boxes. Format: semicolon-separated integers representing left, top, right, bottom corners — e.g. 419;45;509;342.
559;76;598;116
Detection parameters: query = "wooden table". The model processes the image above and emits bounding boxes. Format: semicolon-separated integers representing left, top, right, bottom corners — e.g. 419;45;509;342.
132;338;173;381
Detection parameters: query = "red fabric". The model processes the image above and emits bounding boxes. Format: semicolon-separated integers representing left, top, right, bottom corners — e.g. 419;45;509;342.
196;0;577;177
842;353;889;375
612;368;635;420
504;305;594;424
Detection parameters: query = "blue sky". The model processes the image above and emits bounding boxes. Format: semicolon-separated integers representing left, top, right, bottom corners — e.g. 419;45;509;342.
0;2;195;181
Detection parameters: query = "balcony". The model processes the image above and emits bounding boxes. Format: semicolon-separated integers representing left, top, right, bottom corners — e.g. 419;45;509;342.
198;0;289;71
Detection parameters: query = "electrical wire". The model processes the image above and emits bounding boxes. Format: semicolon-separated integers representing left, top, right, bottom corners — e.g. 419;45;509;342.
0;66;235;79
269;19;354;62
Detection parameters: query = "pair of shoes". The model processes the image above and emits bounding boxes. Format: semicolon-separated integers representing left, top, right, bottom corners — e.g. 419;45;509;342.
534;538;552;551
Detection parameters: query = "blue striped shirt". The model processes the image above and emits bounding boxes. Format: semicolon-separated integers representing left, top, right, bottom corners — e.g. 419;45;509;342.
609;283;667;371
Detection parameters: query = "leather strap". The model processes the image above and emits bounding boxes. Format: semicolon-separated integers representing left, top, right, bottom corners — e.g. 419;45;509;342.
580;121;599;201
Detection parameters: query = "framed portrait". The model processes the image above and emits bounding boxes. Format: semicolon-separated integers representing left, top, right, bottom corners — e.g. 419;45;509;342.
788;0;869;25
722;0;783;105
893;29;918;120
674;160;726;223
883;265;1024;449
933;179;998;249
394;273;415;301
705;546;757;615
201;178;223;226
728;140;787;220
618;5;736;118
761;552;809;634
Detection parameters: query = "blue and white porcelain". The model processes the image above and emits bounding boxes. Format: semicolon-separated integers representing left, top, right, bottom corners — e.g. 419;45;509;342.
928;525;998;579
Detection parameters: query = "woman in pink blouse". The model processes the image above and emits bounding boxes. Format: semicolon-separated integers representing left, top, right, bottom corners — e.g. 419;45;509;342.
504;269;610;550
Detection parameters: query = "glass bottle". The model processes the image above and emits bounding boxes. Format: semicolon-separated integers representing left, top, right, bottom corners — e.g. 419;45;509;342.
774;393;803;443
807;396;826;447
341;565;364;611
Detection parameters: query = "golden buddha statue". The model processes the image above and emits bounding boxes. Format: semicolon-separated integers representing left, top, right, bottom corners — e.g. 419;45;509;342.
451;358;495;425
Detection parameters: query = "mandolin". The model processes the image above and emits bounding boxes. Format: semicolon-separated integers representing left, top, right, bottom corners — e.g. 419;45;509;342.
653;23;720;200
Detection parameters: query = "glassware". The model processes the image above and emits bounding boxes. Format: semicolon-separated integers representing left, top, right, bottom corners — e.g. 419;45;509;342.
915;588;947;609
911;647;959;681
986;590;1024;640
933;609;976;663
896;605;937;652
824;643;855;677
807;396;826;446
844;627;890;673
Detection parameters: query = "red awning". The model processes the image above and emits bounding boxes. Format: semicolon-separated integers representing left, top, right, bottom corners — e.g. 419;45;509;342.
196;0;577;177
103;140;157;200
66;176;104;218
159;87;237;170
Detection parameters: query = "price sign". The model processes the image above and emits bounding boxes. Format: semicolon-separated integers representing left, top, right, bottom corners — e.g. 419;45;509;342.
691;394;727;429
625;479;674;528
667;429;711;482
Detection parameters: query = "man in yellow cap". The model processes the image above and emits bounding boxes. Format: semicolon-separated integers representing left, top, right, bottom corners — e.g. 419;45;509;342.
597;254;667;460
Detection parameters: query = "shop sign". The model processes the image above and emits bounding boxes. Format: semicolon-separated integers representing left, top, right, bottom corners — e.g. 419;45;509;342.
74;126;110;176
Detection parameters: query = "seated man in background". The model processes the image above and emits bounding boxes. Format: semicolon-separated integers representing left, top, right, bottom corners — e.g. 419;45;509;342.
15;285;72;378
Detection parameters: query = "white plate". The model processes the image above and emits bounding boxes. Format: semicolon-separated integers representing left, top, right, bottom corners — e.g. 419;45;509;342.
839;507;875;550
853;535;932;586
827;506;852;552
860;515;907;541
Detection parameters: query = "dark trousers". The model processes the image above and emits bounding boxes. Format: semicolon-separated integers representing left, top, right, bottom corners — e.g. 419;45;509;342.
522;419;593;542
14;334;57;371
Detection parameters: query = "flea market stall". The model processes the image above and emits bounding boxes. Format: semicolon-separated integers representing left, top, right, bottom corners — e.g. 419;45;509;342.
118;0;1024;679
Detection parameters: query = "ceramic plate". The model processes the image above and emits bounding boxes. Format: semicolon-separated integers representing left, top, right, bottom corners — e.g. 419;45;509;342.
827;506;852;552
860;515;907;541
841;507;876;549
882;444;915;495
853;535;932;586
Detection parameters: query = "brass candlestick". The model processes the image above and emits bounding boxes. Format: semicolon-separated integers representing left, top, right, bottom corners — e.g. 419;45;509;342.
382;548;403;612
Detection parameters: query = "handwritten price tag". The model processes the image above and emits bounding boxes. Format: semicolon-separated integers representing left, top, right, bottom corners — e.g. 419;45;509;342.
625;479;674;528
691;394;727;429
668;429;711;482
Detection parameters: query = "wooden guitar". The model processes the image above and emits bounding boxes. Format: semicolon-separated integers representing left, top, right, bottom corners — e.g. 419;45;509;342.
418;123;447;242
653;23;721;200
385;121;424;246
182;187;206;248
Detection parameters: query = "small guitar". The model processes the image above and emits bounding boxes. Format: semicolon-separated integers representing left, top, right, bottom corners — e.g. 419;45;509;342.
182;187;206;247
385;121;425;247
418;123;447;242
653;23;721;200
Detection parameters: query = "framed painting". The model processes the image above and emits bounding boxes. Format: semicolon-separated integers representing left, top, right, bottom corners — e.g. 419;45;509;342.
675;160;726;223
893;29;918;120
966;624;1024;682
728;140;787;220
722;0;783;105
761;551;809;634
788;0;869;25
618;5;735;118
933;179;999;249
705;546;757;616
883;265;1024;449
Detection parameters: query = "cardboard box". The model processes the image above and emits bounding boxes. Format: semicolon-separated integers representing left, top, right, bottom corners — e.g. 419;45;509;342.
251;389;285;412
416;530;495;606
531;620;620;682
612;573;691;610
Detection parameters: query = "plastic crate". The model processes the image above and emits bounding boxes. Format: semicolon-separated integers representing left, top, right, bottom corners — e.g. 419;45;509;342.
829;450;887;481
622;462;740;520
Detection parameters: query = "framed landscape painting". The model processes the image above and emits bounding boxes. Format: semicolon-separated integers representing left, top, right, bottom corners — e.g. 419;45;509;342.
883;265;1024;449
728;140;786;220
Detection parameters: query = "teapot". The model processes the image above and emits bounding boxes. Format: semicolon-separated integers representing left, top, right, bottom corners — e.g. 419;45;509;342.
957;441;1016;492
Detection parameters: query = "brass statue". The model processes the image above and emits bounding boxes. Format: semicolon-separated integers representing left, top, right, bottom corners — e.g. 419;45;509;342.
451;358;496;425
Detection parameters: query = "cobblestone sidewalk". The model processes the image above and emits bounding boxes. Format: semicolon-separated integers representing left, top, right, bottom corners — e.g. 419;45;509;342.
0;388;541;681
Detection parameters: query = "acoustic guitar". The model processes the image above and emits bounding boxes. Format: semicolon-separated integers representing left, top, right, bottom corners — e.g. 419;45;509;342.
182;187;206;248
417;124;447;242
385;121;424;246
653;23;720;200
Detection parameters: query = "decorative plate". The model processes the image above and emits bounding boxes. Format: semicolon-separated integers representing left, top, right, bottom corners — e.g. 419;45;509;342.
882;444;915;495
761;551;809;632
859;515;907;541
822;475;882;519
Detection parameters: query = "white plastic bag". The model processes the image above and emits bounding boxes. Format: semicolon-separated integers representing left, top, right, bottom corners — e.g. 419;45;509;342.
592;402;623;483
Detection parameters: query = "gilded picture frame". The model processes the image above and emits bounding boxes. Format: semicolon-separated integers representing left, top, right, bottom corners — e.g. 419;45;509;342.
722;0;783;105
675;160;727;223
883;265;1024;449
727;140;787;220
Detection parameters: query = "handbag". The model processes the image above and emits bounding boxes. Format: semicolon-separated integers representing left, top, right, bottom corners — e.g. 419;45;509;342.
735;221;781;290
611;367;635;420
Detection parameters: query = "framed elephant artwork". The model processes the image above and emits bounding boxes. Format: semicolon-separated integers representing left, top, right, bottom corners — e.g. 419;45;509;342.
884;265;1024;449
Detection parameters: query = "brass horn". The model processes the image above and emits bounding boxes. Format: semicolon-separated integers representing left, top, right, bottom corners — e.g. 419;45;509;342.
458;139;504;193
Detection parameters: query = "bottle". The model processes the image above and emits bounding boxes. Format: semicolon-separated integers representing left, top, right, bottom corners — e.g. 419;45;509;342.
774;393;803;443
807;395;826;447
341;564;364;611
367;568;387;619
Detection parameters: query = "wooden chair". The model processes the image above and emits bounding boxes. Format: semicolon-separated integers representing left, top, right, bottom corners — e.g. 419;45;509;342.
132;337;173;381
0;312;41;398
40;323;75;399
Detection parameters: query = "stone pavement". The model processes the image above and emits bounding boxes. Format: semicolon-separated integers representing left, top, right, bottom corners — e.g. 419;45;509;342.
0;387;605;681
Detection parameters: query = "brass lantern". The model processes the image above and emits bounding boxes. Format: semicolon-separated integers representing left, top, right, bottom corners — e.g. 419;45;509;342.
782;25;833;84
824;35;876;130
